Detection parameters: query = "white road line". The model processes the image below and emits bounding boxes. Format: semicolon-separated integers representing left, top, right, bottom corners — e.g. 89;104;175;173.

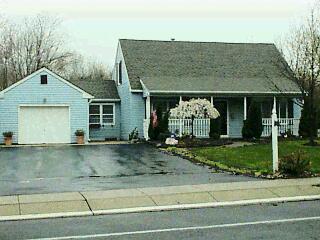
25;216;320;240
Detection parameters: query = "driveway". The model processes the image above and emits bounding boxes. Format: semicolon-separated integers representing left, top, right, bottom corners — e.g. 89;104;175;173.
0;144;254;196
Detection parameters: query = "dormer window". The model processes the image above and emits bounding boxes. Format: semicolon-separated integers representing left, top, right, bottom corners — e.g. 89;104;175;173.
118;61;122;85
41;75;48;84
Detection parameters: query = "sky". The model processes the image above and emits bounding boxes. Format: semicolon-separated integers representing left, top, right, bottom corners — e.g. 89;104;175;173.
0;0;317;68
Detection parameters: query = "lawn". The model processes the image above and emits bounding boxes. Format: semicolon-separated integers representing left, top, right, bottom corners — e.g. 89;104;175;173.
189;140;320;174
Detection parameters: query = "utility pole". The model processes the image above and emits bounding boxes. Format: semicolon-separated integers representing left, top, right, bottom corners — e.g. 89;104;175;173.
272;97;279;173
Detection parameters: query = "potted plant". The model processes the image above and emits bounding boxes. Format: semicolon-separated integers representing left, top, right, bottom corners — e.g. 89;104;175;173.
3;132;13;146
75;129;85;144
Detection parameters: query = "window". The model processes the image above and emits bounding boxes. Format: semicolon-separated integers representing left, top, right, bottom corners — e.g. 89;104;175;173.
40;75;47;84
89;104;115;126
260;101;273;118
118;61;122;85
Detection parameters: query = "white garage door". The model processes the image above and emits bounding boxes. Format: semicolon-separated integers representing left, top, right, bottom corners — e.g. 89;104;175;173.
19;106;71;144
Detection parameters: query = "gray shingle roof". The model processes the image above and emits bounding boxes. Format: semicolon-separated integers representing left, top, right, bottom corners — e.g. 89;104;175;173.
70;79;120;100
120;39;301;94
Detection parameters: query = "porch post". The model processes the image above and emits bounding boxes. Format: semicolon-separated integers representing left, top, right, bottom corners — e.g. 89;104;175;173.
179;96;182;103
211;96;214;106
243;97;247;120
145;96;151;140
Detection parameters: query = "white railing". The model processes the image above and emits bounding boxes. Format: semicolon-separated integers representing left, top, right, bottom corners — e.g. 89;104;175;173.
262;118;300;137
168;118;210;138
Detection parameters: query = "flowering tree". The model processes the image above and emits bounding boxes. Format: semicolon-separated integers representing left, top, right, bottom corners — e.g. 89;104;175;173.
170;98;220;136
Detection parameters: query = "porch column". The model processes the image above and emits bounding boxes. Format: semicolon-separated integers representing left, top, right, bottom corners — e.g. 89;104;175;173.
211;96;214;106
179;96;182;103
273;96;276;112
243;97;247;120
144;96;151;140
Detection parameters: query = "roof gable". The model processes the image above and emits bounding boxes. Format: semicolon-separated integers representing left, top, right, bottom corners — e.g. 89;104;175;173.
119;39;300;94
0;68;94;99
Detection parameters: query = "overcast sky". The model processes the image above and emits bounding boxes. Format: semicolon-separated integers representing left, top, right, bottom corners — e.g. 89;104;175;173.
0;0;317;68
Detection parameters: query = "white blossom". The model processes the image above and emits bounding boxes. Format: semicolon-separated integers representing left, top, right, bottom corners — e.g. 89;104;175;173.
170;98;220;119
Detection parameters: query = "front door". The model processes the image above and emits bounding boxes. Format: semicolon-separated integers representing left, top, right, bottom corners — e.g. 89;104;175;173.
213;101;228;136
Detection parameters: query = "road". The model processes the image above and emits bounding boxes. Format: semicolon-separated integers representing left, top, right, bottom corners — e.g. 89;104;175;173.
0;200;319;239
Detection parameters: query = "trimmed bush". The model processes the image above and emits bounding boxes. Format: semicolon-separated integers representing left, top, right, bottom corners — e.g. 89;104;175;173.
209;117;221;140
279;151;311;176
242;101;263;139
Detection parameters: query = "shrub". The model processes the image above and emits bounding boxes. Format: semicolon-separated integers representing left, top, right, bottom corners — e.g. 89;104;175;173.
75;129;85;136
129;127;139;141
242;101;263;139
299;100;317;138
3;131;13;138
159;111;169;134
279;151;311;176
209;117;221;140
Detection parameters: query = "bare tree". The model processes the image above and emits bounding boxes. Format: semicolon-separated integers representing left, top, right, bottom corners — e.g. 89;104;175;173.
0;14;74;89
279;8;320;145
64;54;111;82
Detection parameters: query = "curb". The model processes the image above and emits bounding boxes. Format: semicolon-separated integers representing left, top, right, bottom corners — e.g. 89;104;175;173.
1;195;320;222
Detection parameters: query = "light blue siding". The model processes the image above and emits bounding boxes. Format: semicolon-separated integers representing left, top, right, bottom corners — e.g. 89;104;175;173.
293;98;302;119
113;43;145;140
229;98;244;138
0;70;89;144
89;102;121;140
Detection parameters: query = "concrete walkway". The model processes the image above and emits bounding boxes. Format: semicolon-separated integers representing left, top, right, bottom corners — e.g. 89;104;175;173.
1;178;320;221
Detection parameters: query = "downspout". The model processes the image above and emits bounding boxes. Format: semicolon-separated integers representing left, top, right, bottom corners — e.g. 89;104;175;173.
88;99;93;143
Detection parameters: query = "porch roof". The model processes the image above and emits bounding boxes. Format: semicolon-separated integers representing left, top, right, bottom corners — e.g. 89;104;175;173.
120;39;301;95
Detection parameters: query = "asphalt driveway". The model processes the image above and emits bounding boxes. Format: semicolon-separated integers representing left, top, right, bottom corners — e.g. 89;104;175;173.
0;144;254;196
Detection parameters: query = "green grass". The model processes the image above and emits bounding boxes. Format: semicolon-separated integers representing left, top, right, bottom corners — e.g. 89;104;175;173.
190;140;320;174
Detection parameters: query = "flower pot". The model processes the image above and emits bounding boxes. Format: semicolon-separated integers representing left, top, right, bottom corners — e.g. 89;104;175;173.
76;135;84;144
4;137;12;146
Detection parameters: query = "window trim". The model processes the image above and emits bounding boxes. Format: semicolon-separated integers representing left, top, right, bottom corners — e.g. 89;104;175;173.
118;61;122;85
89;103;115;126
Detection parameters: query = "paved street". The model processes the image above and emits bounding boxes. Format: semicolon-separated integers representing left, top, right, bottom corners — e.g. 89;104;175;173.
0;200;319;240
0;144;254;196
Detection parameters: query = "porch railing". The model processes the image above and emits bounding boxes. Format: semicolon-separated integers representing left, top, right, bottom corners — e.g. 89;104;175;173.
262;118;300;137
167;118;300;138
168;118;210;138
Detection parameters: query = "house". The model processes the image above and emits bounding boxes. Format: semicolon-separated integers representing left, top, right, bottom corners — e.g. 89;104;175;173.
0;39;302;144
112;39;302;139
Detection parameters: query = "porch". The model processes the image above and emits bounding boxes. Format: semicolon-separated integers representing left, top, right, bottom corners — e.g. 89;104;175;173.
143;95;302;139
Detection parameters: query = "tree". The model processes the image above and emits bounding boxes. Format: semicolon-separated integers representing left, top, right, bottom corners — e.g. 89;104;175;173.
242;101;263;139
209;117;221;139
0;15;73;89
170;98;220;137
278;7;320;145
64;54;111;81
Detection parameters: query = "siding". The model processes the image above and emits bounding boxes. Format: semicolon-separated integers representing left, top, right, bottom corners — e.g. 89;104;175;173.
228;98;244;138
0;70;89;144
293;98;302;119
89;102;121;140
113;43;145;140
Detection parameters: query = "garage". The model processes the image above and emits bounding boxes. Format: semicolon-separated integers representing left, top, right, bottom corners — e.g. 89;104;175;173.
18;106;71;144
0;68;94;144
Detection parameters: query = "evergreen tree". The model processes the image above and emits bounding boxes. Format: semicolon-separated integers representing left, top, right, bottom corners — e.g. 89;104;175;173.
299;100;317;138
209;117;221;139
242;101;263;139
